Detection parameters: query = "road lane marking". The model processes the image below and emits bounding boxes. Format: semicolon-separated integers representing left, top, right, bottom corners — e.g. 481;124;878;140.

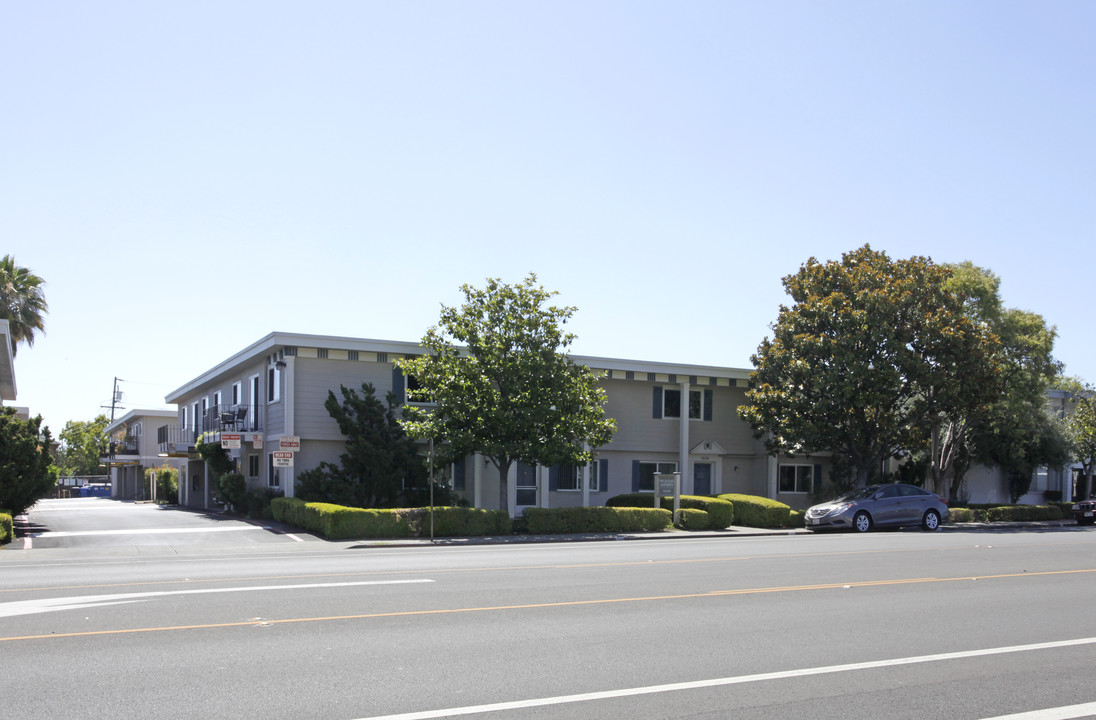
30;526;273;538
346;637;1096;720
0;579;434;619
981;703;1096;719
3;567;1095;643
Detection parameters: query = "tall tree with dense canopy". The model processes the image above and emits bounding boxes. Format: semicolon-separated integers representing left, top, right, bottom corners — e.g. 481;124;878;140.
55;415;110;477
739;246;1000;489
0;255;48;356
398;274;616;511
933;262;1063;501
0;408;54;516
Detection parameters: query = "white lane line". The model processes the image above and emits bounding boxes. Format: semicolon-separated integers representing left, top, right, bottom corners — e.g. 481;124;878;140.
31;526;271;538
981;703;1096;719
0;579;434;618
351;636;1096;720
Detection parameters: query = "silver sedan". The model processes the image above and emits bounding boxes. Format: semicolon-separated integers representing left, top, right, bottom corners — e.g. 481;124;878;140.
805;483;949;532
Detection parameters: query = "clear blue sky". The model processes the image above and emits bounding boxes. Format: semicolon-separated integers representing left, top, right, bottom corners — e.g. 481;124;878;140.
3;1;1094;435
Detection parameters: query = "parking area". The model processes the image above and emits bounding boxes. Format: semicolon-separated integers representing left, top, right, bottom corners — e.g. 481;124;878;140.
8;497;308;550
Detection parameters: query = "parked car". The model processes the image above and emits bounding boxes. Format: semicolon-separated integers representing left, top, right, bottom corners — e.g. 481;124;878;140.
1073;499;1096;525
805;483;949;532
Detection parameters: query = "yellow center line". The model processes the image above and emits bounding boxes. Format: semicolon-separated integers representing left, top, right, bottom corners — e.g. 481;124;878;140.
3;567;1095;644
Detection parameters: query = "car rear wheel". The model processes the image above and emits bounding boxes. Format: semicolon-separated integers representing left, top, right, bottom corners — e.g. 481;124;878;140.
853;511;872;533
922;509;941;531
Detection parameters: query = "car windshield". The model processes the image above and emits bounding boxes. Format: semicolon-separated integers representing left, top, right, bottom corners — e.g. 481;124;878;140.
836;487;879;502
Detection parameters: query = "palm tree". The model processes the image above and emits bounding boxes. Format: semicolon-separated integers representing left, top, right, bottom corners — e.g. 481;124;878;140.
0;255;48;356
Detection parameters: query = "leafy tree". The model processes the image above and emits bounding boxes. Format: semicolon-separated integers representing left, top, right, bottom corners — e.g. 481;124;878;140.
1058;378;1096;501
0;408;54;516
144;465;179;504
0;254;48;356
398;274;617;510
929;263;1062;501
739;246;1000;489
297;382;427;508
55;414;110;477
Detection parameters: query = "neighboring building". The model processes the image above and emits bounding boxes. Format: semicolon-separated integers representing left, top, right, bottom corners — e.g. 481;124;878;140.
104;409;178;500
161;332;837;514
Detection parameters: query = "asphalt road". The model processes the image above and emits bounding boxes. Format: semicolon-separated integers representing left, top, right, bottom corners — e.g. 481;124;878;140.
3;499;1096;719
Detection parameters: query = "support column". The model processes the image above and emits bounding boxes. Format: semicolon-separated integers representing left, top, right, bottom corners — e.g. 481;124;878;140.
679;381;690;495
473;453;483;509
283;356;296;498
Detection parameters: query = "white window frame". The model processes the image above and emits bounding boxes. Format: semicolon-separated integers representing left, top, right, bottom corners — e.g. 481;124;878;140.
556;464;581;492
778;464;813;494
232;381;242;407
268;365;281;403
662;388;704;420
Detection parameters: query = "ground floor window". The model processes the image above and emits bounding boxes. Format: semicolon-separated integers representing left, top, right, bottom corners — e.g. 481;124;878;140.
516;461;537;505
248;455;259;479
552;464;581;491
268;454;280;488
636;461;677;493
779;464;814;494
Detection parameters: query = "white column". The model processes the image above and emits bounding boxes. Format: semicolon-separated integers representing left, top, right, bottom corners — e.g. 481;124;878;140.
507;463;517;518
538;465;550;508
767;455;779;500
283;357;296;498
679;381;690;495
473;453;483;509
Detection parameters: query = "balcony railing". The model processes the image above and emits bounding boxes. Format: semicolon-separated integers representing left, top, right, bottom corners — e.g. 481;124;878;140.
156;405;264;456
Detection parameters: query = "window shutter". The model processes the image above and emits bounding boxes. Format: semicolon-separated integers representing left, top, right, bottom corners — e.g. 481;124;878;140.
549;464;559;492
703;389;713;421
599;459;608;492
813;464;823;493
652;387;663;419
632;460;641;493
392;367;405;405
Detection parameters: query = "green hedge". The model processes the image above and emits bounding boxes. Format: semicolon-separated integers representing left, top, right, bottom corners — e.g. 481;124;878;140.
674;508;711;530
717;494;792;528
523;506;672;534
0;511;12;545
946;505;1064;523
271;498;511;540
605;493;734;529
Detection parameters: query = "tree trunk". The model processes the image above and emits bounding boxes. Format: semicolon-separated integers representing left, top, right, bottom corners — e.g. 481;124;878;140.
496;458;512;514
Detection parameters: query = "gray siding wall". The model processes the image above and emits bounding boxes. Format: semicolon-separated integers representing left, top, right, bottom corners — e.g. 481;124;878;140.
292;357;396;440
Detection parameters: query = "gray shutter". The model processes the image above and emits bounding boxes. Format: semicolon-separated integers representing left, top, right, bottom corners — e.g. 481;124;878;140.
549;464;559;492
632;460;641;493
392;367;405;405
813;464;823;493
703;389;713;421
599;459;609;493
652;387;663;419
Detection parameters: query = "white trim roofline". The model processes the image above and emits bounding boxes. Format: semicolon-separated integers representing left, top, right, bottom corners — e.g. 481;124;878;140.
164;331;754;404
106;409;179;435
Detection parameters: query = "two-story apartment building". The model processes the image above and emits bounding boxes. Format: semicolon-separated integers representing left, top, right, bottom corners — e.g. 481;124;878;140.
104;409;178;500
158;330;1072;515
160;332;839;514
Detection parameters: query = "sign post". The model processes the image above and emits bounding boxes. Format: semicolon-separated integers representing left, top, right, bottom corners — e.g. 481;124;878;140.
655;472;681;520
272;451;294;468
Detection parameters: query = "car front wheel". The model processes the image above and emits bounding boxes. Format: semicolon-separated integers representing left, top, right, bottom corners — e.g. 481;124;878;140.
922;509;941;531
853;511;872;533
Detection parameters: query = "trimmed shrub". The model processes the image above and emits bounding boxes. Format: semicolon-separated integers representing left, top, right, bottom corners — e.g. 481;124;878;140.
605;494;734;528
717;494;792;528
786;510;805;528
983;505;1063;522
675;508;711;530
949;507;973;523
400;507;512;537
0;511;12;544
245;487;283;519
217;473;247;514
523;506;672;534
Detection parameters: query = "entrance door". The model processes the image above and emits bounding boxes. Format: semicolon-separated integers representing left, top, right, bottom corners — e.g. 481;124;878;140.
693;463;713;496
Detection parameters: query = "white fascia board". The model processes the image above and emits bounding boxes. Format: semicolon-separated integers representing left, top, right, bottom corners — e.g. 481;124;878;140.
164;332;426;403
106;409;179;434
0;320;15;402
572;353;753;382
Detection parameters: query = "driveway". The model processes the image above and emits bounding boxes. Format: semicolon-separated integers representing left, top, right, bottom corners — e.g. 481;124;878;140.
8;497;310;550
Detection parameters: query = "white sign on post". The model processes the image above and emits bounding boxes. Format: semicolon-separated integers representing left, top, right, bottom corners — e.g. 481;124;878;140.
221;433;242;449
272;451;294;467
279;436;300;452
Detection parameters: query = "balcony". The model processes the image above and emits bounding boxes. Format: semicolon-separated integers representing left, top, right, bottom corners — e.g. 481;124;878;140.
157;405;264;457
